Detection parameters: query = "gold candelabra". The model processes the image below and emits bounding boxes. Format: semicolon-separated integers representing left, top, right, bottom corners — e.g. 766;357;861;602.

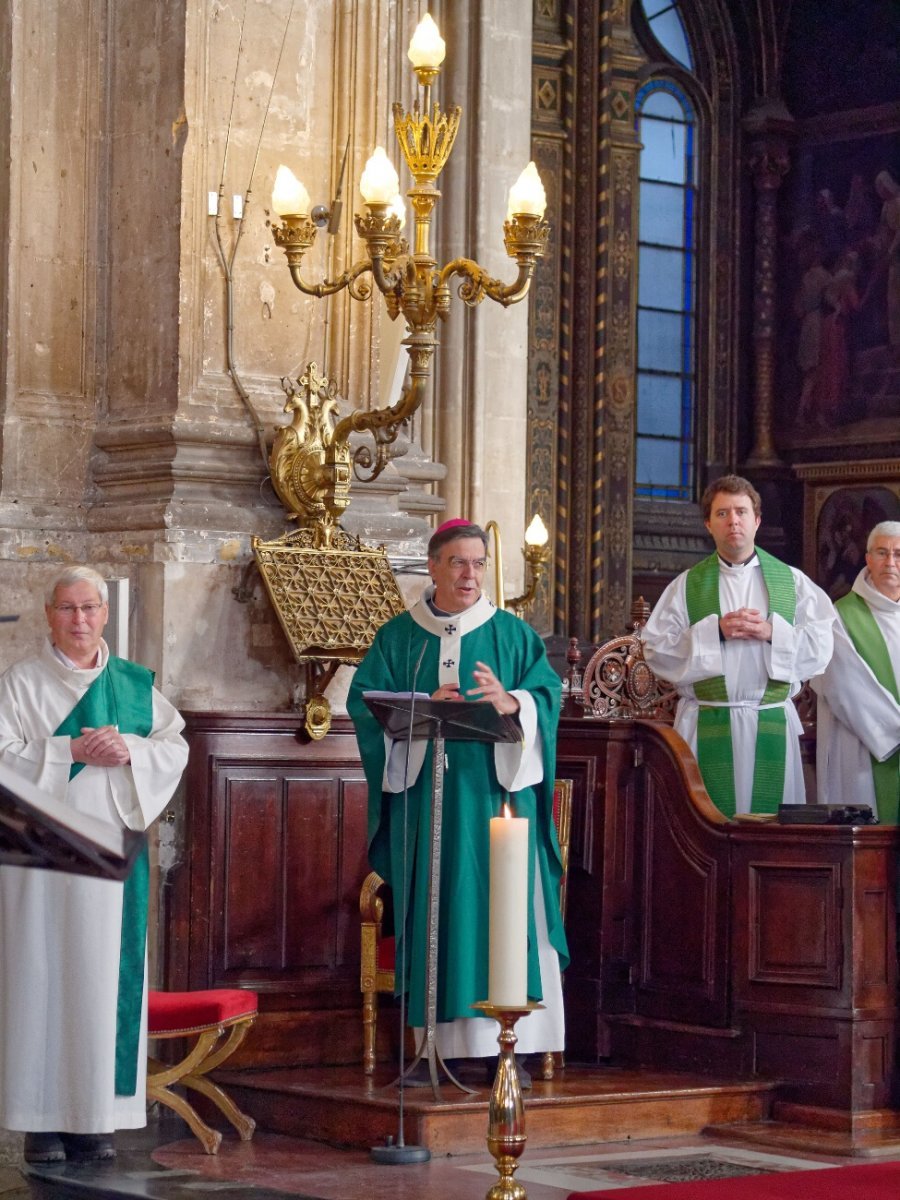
486;515;551;617
269;13;550;530
473;1001;542;1200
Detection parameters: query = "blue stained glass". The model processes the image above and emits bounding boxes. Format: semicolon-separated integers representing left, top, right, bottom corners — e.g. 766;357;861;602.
638;181;684;247
638;247;685;311
635;71;697;499
641;90;684;120
636;436;682;487
637;310;684;372
648;8;692;68
640;118;686;184
637;374;682;437
641;0;672;17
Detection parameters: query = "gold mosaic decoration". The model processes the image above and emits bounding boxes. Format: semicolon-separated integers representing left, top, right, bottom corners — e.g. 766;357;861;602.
252;526;405;665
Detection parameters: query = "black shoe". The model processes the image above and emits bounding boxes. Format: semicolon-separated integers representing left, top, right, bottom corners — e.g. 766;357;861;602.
516;1055;532;1089
59;1133;116;1163
23;1132;65;1164
399;1059;433;1088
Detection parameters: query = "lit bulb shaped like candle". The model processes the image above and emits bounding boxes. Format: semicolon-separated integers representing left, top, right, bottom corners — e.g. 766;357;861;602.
507;161;547;220
272;165;311;218
488;803;529;1007
388;193;407;230
525;513;549;547
408;13;446;70
360;147;401;206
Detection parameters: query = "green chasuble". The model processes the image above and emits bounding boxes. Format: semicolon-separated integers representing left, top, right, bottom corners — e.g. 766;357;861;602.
835;591;900;824
53;656;153;1096
685;549;796;818
347;606;568;1028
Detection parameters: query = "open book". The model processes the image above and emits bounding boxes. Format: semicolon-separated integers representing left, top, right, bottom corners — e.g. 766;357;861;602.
0;759;144;880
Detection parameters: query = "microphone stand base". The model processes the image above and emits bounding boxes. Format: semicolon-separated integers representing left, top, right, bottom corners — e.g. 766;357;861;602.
370;1138;431;1164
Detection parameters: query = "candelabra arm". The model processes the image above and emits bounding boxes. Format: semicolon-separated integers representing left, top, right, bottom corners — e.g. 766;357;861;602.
506;546;550;618
369;249;412;299
484;520;506;610
438;257;536;310
285;259;375;301
331;342;431;447
506;578;538;618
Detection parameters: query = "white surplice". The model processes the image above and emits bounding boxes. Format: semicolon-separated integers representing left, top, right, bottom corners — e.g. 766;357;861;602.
642;555;836;814
0;639;188;1133
811;569;900;815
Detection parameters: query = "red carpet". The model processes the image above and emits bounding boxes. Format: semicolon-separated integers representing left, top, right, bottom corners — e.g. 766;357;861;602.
568;1159;900;1198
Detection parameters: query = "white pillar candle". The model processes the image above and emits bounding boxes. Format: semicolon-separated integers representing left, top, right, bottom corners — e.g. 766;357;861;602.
488;806;529;1006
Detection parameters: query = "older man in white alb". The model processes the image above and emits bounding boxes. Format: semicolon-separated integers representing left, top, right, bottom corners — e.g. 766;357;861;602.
812;520;900;822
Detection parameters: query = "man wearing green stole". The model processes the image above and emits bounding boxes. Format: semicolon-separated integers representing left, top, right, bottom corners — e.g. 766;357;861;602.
348;520;568;1082
643;475;836;818
812;521;900;822
0;566;188;1165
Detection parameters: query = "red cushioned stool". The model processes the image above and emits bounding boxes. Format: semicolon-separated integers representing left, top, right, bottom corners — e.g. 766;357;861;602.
147;988;258;1154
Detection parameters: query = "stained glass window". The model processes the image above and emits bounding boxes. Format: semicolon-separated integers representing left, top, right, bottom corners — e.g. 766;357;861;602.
635;78;696;499
639;0;693;69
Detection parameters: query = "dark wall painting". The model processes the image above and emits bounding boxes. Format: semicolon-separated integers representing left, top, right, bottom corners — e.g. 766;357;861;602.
814;485;900;600
777;124;900;440
775;0;900;455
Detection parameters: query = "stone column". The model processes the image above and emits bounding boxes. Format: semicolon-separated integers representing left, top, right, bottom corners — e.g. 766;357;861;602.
428;0;535;597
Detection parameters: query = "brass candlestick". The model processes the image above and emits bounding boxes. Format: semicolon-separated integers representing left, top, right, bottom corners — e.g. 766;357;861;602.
473;1001;543;1200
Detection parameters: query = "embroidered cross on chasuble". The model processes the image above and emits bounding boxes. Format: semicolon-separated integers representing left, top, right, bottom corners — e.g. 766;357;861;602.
685;549;796;818
835;591;900;824
53;657;154;1096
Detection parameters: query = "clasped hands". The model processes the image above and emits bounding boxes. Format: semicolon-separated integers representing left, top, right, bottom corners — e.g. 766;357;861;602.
431;660;520;715
71;725;132;767
719;607;773;642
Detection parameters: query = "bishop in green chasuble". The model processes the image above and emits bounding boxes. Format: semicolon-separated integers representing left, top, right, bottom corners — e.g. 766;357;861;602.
348;523;569;1059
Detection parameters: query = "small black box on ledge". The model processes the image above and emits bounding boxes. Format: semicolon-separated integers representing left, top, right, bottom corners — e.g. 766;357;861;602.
777;803;878;826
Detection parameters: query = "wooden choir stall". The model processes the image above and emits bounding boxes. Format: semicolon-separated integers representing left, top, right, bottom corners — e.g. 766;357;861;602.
557;621;900;1127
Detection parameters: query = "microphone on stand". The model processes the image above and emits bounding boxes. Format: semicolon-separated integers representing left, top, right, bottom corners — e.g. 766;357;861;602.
371;638;431;1165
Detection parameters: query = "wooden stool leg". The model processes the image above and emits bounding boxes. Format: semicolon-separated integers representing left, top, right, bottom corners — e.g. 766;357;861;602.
181;1074;256;1141
148;1082;223;1155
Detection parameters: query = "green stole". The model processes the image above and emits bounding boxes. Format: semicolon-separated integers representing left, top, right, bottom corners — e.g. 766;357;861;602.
835;591;900;824
53;656;153;1096
686;549;796;818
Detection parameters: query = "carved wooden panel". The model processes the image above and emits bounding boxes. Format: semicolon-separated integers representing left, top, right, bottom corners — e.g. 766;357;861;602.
213;769;369;981
746;862;841;990
170;712;369;1068
632;753;730;1027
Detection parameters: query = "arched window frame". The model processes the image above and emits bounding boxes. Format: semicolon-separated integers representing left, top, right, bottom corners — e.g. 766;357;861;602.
634;77;698;500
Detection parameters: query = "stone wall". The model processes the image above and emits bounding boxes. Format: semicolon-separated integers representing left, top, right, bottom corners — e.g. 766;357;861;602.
0;0;536;712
